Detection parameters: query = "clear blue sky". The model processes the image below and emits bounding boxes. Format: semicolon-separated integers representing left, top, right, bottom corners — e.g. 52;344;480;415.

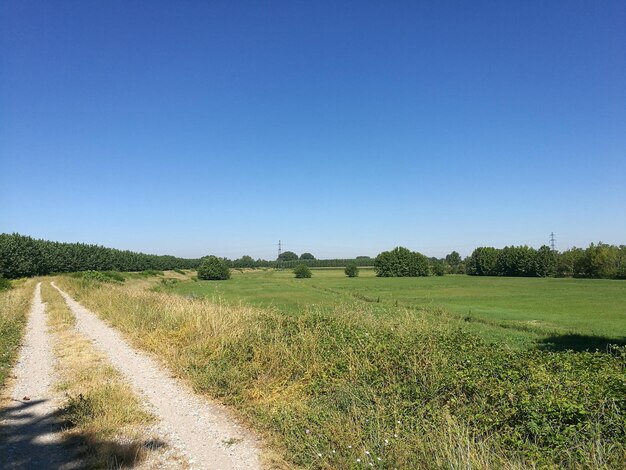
1;1;624;259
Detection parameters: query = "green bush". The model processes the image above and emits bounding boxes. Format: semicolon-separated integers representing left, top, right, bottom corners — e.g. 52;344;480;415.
374;247;429;277
198;256;231;280
0;276;11;291
293;264;312;278
344;262;359;277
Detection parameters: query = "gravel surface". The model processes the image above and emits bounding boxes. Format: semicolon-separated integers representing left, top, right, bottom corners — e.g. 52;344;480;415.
0;282;80;469
51;282;262;470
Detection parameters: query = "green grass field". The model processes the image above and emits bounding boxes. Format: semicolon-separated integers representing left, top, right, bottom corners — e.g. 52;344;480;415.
169;268;626;350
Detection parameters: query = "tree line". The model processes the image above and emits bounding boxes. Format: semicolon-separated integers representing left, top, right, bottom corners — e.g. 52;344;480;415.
2;233;623;280
0;233;202;279
465;243;626;279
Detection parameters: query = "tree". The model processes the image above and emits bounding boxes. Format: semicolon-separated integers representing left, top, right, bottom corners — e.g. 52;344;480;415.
299;252;315;260
293;264;312;278
197;256;231;280
344;262;359;277
278;251;298;261
374;247;429;277
445;251;461;267
466;247;499;276
535;245;556;277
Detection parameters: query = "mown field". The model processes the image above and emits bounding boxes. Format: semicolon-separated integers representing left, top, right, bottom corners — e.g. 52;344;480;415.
169;268;626;351
48;269;626;469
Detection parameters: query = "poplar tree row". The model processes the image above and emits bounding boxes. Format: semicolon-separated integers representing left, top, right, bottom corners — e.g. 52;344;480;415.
0;233;201;279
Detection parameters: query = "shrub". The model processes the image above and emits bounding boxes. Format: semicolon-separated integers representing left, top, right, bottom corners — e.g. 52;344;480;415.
293;264;312;278
300;252;315;260
344;262;359;277
198;256;231;280
0;276;11;291
374;247;429;277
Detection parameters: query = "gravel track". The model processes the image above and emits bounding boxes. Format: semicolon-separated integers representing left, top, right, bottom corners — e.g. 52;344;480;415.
51;282;262;470
0;282;79;469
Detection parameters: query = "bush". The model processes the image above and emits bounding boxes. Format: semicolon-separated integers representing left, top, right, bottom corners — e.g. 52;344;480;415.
344;262;359;277
293;264;312;278
198;256;231;280
0;276;11;291
374;247;429;277
300;252;315;260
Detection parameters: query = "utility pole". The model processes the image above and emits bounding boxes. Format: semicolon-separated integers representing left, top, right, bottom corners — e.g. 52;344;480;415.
549;232;556;252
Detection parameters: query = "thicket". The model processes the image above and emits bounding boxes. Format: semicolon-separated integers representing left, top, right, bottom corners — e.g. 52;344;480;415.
375;247;429;277
0;276;11;291
197;256;231;280
293;264;312;278
0;233;201;279
344;262;359;277
467;243;626;279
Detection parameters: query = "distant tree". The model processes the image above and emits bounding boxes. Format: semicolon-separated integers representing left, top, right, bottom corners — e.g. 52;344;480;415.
344;262;359;277
374;247;429;277
300;252;315;260
535;245;557;277
197;256;231;280
278;251;298;261
293;264;312;278
431;260;445;276
466;247;499;276
356;256;371;260
233;255;255;268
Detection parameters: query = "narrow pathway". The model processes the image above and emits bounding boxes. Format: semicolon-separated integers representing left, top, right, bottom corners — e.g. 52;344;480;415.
0;283;80;469
51;282;262;470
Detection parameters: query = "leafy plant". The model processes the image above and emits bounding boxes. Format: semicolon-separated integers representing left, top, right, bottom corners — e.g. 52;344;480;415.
374;247;429;277
198;256;231;280
344;262;359;277
293;264;312;278
0;276;11;291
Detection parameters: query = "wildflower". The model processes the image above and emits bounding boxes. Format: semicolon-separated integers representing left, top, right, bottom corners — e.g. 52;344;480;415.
393;434;398;438
348;445;352;449
365;451;370;455
384;439;389;444
356;458;361;463
317;453;322;457
377;457;382;461
305;429;310;434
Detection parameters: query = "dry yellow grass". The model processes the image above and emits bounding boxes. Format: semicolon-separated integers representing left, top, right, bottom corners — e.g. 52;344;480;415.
41;281;160;469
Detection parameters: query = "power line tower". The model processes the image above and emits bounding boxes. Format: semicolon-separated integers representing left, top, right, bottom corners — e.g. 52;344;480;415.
549;232;556;252
277;240;282;259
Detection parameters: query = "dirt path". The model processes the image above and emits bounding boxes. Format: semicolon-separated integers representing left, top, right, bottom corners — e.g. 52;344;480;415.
0;282;80;469
51;282;262;470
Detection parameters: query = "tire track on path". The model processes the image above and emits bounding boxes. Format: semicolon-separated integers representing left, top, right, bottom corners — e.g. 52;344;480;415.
0;282;79;469
51;282;262;470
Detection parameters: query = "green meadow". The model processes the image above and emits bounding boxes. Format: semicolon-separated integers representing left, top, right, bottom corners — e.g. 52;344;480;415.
169;268;626;350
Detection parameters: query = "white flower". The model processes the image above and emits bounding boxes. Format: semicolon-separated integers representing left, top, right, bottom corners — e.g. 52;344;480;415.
356;458;361;462
348;445;352;448
365;451;370;455
317;453;322;457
